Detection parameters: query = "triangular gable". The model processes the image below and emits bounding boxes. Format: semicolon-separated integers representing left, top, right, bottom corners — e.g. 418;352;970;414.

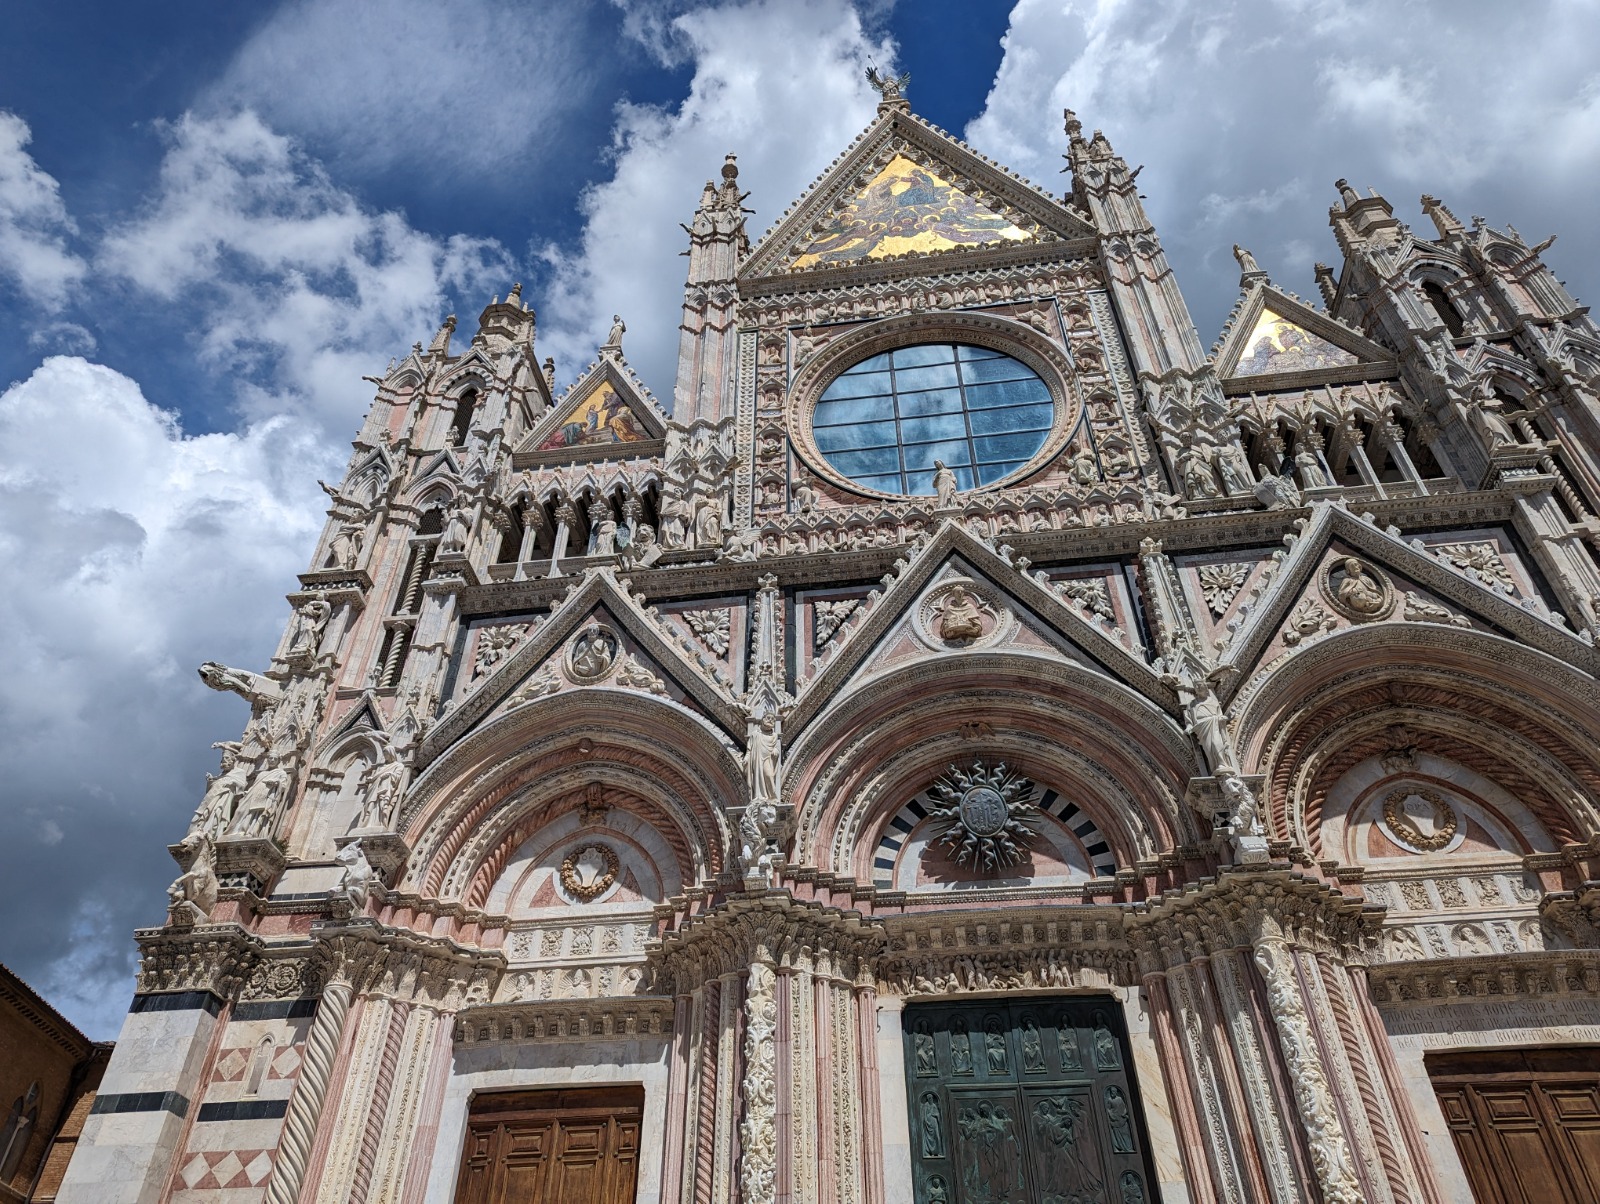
516;355;667;465
786;521;1173;736
1214;504;1597;701
1213;283;1394;388
320;692;387;750
418;569;743;766
742;110;1097;282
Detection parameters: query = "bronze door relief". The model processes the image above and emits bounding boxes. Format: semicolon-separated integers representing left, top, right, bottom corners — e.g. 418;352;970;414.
904;997;1160;1204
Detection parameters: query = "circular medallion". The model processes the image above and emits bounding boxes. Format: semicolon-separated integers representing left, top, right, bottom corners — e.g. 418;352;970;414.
958;786;1009;836
913;578;1013;649
566;625;620;682
1379;787;1462;854
1323;556;1395;621
559;842;620;902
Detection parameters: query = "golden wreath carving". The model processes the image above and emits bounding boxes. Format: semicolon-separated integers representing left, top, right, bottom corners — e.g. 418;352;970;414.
1381;787;1459;853
559;842;620;902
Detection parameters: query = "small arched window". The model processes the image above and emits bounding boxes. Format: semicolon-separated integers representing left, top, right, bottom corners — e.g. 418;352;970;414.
449;389;477;447
1421;280;1465;338
0;1082;39;1181
416;506;445;538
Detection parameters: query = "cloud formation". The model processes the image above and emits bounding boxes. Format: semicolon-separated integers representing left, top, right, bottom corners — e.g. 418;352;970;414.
100;110;513;436
0;356;334;1036
538;0;895;402
0;111;87;312
967;0;1600;339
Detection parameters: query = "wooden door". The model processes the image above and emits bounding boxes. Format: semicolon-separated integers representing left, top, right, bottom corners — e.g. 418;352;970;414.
1429;1049;1600;1204
903;996;1161;1203
452;1086;643;1204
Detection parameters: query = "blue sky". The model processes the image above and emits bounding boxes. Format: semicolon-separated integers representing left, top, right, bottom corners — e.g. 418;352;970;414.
2;0;1597;1038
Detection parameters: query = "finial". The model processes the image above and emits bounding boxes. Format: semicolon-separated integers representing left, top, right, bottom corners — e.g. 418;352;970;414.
1313;262;1337;307
1063;108;1083;141
721;153;738;183
509;282;522;300
1335;178;1360;208
542;357;556;388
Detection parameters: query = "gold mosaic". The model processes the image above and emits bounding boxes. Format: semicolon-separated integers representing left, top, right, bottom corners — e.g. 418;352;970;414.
538;380;649;451
790;154;1032;269
1233;309;1357;376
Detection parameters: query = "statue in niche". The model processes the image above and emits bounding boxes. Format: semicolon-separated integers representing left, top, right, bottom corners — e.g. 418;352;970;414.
1091;1013;1121;1070
984;1019;1008;1073
191;741;248;839
1121;1171;1147;1204
694;501;724;548
1021;1018;1045;1072
920;1092;943;1158
925;1175;949;1204
1105;1086;1135;1153
1294;446;1330;488
326;524;364;570
591;511;618;557
286;598;331;661
1057;1021;1082;1069
357;758;408;831
230;752;292;838
1163;653;1237;776
949;1020;972;1074
937;585;985;642
792;477;816;513
913;1021;937;1075
1070;445;1099;485
568;627;619;681
1178;447;1221;498
440;503;472;554
932;460;959;509
1333;556;1388;617
625;522;661;568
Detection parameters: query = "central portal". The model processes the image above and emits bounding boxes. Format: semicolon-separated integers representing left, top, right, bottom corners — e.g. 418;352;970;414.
903;996;1158;1204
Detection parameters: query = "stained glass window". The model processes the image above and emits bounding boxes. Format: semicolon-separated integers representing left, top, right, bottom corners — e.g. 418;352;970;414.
811;343;1054;496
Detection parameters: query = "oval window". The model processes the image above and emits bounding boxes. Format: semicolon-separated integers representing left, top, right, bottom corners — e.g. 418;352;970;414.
810;343;1055;496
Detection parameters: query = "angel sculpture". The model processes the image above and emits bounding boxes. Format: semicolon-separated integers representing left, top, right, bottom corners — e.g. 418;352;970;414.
865;66;910;102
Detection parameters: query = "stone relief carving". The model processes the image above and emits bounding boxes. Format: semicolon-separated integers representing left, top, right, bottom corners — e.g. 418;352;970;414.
472;623;529;680
1056;577;1114;622
1324;556;1395;621
682;608;732;656
1380;787;1461;853
1435;541;1515;591
813;598;861;649
1198;562;1250;617
615;654;668;696
1283;596;1337;645
167;831;220;924
507;664;561;706
559;843;620;902
567;625;620;681
356;757;408;831
739;961;778;1204
916;578;1008;649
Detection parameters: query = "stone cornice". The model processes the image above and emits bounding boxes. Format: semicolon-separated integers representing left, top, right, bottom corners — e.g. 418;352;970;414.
1367;949;1600;1006
454;996;674;1045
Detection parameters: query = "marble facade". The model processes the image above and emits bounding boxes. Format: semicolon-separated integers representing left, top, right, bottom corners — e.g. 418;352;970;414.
58;82;1600;1204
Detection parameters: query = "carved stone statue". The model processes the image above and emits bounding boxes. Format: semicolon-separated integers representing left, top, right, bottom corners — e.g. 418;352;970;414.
440;503;472;554
1253;472;1302;510
1070;446;1099;485
1215;445;1254;495
695;501;724;548
1335;557;1387;616
603;314;626;351
230;754;292;838
198;661;281;707
792;478;816;513
932;460;959;509
591;510;618;557
1179;448;1221;498
1232;244;1261;275
1294;447;1330;488
191;742;249;839
326;523;364;570
938;586;985;642
167;832;219;923
1165;656;1237;776
286;598;331;660
747;711;781;805
334;840;378;910
626;523;662;568
357;758;408;831
659;498;691;550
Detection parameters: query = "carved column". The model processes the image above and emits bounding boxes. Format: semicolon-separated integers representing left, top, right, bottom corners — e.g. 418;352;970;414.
263;966;354;1204
739;961;778;1204
1252;933;1363;1204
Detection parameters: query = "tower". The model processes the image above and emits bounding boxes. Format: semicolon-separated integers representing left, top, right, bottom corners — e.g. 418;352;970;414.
61;82;1600;1204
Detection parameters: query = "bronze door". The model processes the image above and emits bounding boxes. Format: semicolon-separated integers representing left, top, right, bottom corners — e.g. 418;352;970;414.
904;997;1159;1204
1429;1049;1600;1203
452;1086;643;1204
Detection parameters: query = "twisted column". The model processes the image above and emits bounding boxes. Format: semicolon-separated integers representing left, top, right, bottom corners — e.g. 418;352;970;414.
265;976;353;1204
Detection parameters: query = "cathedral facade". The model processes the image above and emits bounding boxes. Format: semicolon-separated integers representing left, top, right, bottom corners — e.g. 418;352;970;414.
59;83;1600;1204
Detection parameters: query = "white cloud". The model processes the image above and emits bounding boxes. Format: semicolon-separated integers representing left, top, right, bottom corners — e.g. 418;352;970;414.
538;0;895;403
0;356;336;1036
100;111;514;435
966;0;1600;338
0;111;87;311
206;0;598;180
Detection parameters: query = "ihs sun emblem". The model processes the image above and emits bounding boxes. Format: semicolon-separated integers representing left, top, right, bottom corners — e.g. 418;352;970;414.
926;760;1040;872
